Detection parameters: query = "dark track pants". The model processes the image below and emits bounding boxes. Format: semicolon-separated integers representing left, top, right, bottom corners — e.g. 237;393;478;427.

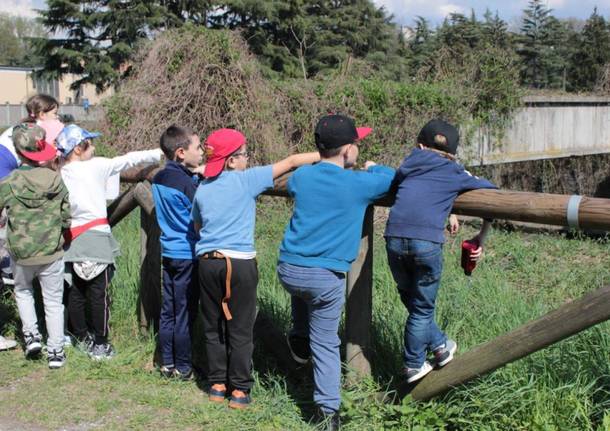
160;257;199;373
68;265;115;344
199;257;257;391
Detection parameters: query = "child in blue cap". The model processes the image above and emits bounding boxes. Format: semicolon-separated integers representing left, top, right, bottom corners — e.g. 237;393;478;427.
57;124;162;359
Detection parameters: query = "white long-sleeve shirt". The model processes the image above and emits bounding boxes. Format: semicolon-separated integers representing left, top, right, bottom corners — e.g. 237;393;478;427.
61;149;162;231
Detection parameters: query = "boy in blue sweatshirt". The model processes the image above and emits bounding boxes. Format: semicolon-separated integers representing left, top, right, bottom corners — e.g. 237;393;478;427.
277;114;395;427
152;125;203;380
385;119;497;383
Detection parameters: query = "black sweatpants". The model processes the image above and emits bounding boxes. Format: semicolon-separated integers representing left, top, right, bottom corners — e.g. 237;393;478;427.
68;265;115;345
199;257;257;391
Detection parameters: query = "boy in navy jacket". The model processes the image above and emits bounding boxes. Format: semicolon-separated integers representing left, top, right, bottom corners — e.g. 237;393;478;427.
152;125;203;379
385;119;497;383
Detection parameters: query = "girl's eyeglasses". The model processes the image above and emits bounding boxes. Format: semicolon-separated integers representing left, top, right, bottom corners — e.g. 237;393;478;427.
232;151;249;159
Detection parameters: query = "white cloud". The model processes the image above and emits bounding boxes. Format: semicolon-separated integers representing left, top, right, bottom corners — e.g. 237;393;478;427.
0;0;39;19
438;3;466;17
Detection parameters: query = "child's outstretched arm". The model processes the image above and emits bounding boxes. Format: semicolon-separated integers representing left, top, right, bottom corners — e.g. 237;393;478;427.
107;149;163;176
469;219;492;260
271;152;320;179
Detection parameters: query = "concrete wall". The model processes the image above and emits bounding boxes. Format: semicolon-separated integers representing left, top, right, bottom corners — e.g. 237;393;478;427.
469;95;610;166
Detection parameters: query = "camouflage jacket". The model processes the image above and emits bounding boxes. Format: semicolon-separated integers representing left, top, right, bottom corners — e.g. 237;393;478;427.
0;166;71;265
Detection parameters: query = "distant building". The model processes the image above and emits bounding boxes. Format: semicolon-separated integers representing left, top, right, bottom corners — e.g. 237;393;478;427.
0;66;111;105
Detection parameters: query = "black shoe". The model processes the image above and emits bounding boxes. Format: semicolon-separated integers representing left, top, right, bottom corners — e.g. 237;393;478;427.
173;368;194;381
316;409;341;431
23;332;43;358
89;342;116;361
159;365;175;378
287;334;311;364
76;333;95;354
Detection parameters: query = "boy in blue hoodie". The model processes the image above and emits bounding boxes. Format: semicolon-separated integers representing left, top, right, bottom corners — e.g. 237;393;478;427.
152;125;203;379
385;119;497;383
277;114;395;428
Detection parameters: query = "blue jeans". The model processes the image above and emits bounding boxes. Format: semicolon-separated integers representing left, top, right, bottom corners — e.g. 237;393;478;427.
277;262;346;414
160;257;199;373
385;237;446;369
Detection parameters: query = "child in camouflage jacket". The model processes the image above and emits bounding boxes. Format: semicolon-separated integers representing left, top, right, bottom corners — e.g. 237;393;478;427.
0;123;71;369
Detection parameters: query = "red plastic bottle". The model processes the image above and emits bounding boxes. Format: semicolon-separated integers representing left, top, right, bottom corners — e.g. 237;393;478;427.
461;239;480;276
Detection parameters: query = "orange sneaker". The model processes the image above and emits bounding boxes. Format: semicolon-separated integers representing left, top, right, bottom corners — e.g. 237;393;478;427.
228;389;251;409
208;383;226;403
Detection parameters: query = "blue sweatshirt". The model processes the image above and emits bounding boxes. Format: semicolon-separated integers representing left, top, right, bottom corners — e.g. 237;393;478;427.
279;162;395;272
152;161;200;259
385;148;497;243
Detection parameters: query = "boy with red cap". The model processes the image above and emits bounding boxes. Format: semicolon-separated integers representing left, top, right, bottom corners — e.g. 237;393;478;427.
385;119;496;383
191;128;318;408
0;123;71;368
277;114;395;429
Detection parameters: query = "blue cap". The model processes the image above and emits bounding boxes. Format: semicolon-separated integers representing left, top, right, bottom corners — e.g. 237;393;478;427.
56;124;101;157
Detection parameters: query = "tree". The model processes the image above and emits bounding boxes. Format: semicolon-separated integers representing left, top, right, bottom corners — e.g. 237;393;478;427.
568;8;610;91
36;0;213;92
518;0;552;88
481;9;511;48
0;13;47;67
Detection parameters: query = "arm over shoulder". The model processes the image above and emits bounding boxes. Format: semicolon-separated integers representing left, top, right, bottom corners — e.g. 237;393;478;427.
361;165;396;202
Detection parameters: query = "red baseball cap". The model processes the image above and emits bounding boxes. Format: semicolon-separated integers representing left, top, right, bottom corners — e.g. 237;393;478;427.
203;128;247;178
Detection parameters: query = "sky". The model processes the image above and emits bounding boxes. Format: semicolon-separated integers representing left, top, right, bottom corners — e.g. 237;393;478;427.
2;0;610;27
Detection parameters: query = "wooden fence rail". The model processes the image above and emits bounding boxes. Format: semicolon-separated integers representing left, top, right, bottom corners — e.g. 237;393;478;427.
106;167;610;400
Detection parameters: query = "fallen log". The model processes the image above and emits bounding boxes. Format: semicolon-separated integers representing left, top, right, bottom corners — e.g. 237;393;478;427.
407;284;610;400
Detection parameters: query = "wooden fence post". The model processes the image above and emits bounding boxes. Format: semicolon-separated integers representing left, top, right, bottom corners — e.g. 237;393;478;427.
409;284;610;400
345;205;374;382
134;182;161;335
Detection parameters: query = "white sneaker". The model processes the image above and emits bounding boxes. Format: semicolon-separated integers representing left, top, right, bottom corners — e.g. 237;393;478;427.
0;335;17;351
405;361;433;383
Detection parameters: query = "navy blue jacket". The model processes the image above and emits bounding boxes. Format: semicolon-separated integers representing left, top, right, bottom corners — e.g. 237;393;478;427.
385;148;497;243
152;161;200;259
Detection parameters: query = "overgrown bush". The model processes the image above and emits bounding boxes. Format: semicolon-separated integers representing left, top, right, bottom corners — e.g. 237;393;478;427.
102;26;522;167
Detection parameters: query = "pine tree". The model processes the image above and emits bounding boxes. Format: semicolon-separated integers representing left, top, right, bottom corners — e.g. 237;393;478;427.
568;8;610;91
36;0;203;92
481;9;511;48
519;0;552;88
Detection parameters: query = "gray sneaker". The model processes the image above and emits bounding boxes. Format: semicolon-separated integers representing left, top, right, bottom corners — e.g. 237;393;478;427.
23;332;43;358
89;342;116;361
404;361;433;383
433;339;457;367
48;348;66;369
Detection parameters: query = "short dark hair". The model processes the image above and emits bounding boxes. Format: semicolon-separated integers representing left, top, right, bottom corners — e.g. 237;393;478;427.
318;146;343;158
160;125;196;160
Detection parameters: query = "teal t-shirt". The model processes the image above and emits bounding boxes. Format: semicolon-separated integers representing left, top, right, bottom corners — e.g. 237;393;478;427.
191;166;273;256
279;162;395;272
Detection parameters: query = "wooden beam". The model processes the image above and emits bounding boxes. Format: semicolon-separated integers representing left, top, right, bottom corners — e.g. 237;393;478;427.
120;164;161;183
345;205;374;383
409;284;610;400
107;186;137;227
136;181;161;335
134;181;155;216
270;172;610;231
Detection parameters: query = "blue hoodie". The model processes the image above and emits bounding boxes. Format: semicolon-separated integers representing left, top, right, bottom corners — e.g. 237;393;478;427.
385;148;497;243
152;161;200;259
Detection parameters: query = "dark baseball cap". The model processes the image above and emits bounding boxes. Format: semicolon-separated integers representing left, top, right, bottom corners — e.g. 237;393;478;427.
314;114;372;150
417;119;459;155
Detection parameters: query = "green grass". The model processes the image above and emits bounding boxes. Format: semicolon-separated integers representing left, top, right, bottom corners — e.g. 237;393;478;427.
1;200;610;430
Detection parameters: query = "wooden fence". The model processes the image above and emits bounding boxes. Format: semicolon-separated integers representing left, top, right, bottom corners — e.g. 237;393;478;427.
109;167;610;400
